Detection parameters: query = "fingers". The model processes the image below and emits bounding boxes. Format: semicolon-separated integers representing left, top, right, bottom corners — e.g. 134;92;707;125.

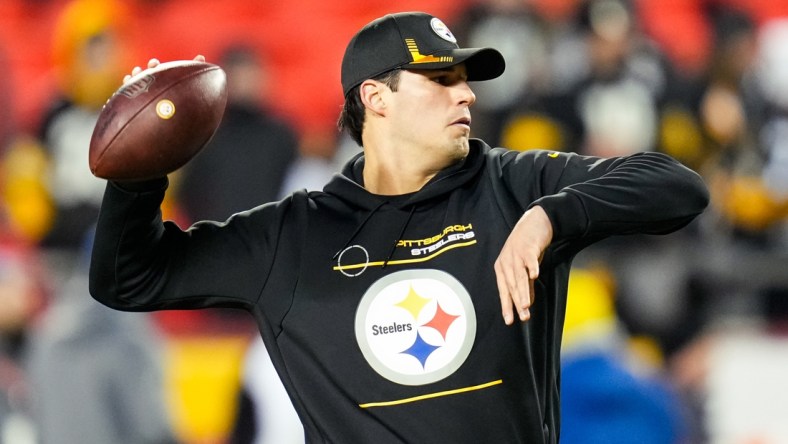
123;56;205;85
522;254;539;308
495;206;552;325
123;58;156;84
495;261;514;325
495;254;536;325
512;266;532;322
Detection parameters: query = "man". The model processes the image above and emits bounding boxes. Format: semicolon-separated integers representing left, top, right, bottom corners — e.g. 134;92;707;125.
90;12;709;443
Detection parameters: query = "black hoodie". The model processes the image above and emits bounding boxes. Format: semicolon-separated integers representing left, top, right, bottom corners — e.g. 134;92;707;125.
90;140;709;443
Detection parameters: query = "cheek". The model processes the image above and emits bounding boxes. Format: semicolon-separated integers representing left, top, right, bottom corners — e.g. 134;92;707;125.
393;102;432;132
389;90;446;137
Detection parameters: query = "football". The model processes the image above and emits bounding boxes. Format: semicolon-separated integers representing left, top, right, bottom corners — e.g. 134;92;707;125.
89;60;228;181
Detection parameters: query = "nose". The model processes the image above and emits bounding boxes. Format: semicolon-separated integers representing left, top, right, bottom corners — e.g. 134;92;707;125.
455;81;476;107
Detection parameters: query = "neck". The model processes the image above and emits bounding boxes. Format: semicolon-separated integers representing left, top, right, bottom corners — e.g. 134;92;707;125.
362;148;439;195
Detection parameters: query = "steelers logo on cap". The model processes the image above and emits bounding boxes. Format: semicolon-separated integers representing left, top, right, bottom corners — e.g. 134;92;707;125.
430;18;457;43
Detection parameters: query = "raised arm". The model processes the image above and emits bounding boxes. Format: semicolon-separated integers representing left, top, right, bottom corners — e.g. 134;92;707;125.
88;178;284;312
89;55;282;311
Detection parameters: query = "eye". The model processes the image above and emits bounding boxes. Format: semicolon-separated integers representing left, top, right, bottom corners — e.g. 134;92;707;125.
431;75;450;85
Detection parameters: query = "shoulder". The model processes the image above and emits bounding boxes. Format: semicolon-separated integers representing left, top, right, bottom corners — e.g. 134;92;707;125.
474;139;570;172
274;188;337;214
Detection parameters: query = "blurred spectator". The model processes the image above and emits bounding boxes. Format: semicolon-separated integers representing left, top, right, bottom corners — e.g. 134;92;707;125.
452;0;550;145
559;0;672;157
26;231;177;444
681;7;759;174
0;236;46;444
746;18;788;223
1;136;54;245
38;0;130;250
230;337;304;444
0;33;54;246
528;0;589;94
678;10;788;334
561;267;689;444
487;0;678;156
278;131;359;199
176;44;299;223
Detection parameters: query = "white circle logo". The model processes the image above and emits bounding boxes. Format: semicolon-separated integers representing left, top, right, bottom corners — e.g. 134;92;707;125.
355;269;476;385
430;18;457;43
155;99;176;119
336;244;370;277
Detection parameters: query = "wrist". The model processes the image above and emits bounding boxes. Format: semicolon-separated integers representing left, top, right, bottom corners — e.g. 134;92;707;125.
111;177;168;193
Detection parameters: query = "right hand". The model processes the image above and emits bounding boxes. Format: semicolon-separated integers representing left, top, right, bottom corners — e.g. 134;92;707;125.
123;54;206;84
494;205;553;325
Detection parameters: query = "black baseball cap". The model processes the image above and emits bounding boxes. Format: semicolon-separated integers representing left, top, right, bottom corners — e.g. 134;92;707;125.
341;12;506;97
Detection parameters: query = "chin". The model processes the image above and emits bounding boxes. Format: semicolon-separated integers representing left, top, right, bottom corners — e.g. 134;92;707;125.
428;138;469;168
452;139;470;159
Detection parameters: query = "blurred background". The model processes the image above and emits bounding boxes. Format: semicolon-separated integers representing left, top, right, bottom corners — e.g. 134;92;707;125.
1;0;788;443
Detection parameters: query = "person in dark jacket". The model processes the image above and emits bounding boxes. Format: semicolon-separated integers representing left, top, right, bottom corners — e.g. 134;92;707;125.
89;11;709;444
177;44;299;224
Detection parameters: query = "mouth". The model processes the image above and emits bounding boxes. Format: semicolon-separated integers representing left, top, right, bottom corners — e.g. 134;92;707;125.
451;116;471;130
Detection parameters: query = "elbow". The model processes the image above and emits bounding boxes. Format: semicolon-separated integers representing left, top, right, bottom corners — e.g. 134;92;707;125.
683;168;711;217
88;260;134;311
648;153;711;230
88;284;144;312
88;266;121;310
695;183;711;215
651;152;710;217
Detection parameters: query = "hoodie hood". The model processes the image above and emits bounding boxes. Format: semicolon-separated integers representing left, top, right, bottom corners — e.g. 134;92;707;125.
323;139;489;211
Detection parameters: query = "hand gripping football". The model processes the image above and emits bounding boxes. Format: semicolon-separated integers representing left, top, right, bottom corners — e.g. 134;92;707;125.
89;60;228;181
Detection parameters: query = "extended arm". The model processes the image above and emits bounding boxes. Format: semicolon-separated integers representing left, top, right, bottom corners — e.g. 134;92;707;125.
494;150;709;324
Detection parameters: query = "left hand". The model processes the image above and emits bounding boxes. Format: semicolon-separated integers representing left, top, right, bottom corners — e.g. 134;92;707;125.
123;54;206;84
494;205;553;325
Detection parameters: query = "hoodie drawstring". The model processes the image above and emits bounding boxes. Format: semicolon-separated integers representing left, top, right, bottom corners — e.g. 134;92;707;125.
383;205;416;268
332;200;387;260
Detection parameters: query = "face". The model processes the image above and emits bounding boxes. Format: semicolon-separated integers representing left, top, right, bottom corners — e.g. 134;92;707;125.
381;64;476;169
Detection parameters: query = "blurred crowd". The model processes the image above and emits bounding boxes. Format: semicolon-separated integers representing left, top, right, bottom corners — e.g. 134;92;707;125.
1;0;788;443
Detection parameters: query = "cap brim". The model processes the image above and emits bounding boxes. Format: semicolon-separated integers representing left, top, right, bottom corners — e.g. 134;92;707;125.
402;47;505;81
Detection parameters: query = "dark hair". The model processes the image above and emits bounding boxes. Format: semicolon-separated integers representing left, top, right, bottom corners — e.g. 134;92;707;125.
337;69;401;147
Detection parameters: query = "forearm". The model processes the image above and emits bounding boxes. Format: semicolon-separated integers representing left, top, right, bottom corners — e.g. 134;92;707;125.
533;152;709;240
89;179;171;311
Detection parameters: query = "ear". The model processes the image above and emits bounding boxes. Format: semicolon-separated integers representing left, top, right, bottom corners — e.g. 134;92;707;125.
359;80;387;116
